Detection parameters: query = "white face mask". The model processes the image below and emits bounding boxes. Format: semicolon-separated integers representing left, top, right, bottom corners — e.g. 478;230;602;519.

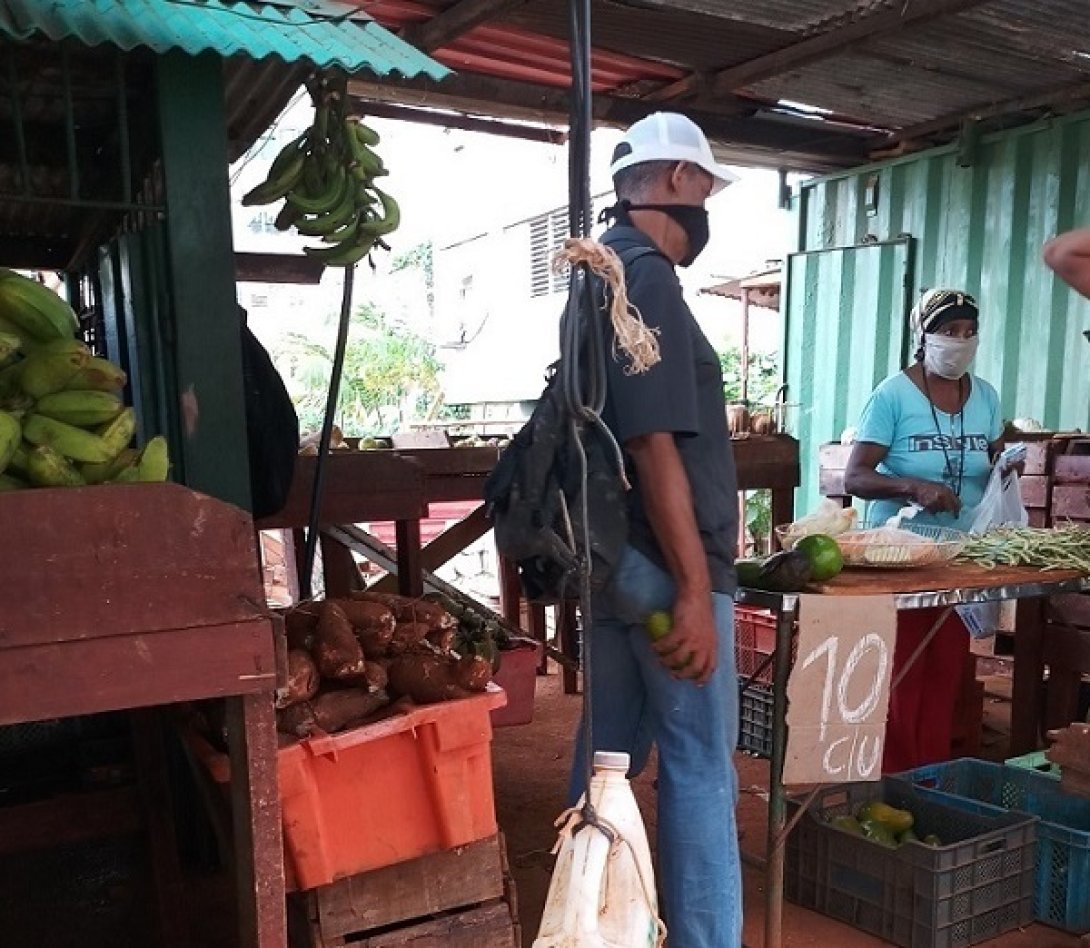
923;333;978;379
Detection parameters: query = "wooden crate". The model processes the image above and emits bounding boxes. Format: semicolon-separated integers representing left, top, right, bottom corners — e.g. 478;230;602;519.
1053;451;1090;524
1043;444;1090;728
292;835;518;948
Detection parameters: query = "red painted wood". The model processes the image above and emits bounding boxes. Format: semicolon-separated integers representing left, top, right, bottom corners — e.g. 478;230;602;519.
0;619;276;724
1052;484;1090;521
228;693;286;948
0;483;265;647
256;454;428;530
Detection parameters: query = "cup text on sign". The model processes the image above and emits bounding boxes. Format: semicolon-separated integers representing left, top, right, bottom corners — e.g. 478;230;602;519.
783;594;897;785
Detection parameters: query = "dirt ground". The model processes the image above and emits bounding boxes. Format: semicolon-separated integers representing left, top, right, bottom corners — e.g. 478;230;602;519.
492;661;1085;948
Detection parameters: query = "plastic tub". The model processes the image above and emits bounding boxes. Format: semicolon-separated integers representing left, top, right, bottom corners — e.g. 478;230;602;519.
195;687;506;891
491;642;540;727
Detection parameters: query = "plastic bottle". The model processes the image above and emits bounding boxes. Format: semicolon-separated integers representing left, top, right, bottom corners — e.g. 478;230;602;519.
532;751;663;948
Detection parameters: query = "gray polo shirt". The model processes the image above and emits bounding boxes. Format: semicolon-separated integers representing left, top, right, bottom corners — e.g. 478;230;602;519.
600;224;739;594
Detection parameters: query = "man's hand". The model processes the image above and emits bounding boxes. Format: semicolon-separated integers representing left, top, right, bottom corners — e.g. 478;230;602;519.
910;479;962;515
1043;228;1090;300
652;590;717;685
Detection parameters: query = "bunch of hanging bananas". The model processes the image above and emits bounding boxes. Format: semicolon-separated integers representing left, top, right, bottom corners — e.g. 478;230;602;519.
242;76;399;268
0;269;169;490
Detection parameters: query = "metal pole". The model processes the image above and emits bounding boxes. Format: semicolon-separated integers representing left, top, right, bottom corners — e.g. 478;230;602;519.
741;287;751;404
764;593;797;948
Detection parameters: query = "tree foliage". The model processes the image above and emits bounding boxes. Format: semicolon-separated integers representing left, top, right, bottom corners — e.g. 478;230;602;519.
718;346;780;405
275;302;441;436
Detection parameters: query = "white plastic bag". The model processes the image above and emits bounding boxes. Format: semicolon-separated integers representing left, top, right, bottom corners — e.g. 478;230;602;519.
958;467;1029;638
969;468;1029;534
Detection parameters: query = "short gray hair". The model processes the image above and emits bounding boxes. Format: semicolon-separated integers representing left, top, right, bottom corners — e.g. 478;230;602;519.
613;160;674;201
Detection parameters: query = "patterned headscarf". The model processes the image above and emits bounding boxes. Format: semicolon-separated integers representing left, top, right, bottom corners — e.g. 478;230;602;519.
910;289;979;338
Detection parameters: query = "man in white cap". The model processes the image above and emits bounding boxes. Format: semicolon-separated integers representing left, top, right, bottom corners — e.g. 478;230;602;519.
569;112;743;946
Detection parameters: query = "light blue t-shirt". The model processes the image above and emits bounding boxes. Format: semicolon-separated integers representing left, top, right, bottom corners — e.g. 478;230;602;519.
855;371;1003;531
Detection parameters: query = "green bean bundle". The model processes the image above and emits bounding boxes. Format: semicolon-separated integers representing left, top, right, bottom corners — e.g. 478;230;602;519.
957;525;1090;572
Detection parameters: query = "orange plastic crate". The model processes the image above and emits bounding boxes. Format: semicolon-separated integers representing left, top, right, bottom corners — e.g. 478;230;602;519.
195;687;506;891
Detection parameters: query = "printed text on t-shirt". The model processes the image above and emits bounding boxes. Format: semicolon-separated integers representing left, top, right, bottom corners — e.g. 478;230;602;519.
909;434;989;452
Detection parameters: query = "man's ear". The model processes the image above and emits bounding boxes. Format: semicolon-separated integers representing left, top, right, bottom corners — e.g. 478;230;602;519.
668;161;690;194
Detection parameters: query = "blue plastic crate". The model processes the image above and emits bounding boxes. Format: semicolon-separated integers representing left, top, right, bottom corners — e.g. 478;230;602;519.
786;778;1036;947
1005;750;1061;780
894;757;1090;933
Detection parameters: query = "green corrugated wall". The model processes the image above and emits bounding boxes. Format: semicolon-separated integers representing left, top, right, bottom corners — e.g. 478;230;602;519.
787;109;1090;513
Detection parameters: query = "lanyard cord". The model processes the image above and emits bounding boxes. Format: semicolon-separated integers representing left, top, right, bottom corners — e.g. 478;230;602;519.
921;370;966;496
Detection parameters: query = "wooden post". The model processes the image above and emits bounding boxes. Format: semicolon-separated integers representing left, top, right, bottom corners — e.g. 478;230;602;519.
498;557;522;628
226;694;286;948
1011;597;1046;754
156;51;251;510
395;519;424;597
130;710;189;948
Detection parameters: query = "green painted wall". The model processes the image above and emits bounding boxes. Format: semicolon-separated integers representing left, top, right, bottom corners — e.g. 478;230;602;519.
788;110;1090;513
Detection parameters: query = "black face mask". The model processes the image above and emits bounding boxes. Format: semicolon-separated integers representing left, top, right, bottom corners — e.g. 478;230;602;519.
602;200;710;267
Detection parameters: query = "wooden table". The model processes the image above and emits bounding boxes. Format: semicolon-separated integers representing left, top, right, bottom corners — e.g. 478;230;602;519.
0;483;285;948
734;434;800;541
739;562;1090;948
256;451;429;597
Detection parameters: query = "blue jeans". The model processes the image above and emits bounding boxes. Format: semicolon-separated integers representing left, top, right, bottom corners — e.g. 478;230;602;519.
568;545;742;948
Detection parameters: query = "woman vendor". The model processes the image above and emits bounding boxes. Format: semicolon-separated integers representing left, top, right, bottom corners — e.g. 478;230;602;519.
844;289;1004;772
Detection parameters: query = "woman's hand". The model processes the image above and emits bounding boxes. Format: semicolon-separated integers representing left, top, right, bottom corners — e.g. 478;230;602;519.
909;479;962;514
999;458;1026;477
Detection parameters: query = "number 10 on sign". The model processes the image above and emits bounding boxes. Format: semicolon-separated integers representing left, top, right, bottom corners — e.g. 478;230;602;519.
783;595;898;785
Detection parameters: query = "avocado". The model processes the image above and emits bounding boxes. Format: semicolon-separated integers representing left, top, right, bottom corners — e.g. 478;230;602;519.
736;558;765;589
756;550;813;593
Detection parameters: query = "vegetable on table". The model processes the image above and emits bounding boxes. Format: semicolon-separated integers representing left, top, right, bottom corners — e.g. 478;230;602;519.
277;649;320;709
387;653;491;705
958;525;1090;572
313;601;368;680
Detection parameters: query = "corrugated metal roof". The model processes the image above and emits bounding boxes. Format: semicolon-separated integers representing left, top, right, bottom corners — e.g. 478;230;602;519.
364;0;685;89
751;50;1019;127
353;0;1090;170
0;0;449;79
502;1;788;75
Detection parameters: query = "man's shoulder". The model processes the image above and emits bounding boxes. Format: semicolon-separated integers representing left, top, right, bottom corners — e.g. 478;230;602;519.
602;230;679;300
602;226;669;268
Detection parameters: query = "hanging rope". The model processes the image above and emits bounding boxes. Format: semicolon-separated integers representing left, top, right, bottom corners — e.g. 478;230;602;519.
553;238;660;374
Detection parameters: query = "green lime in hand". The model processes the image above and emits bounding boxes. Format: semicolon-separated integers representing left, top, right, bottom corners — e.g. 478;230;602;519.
645;610;673;641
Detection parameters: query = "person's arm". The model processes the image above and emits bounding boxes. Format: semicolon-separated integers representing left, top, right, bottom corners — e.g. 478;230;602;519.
844;441;961;514
1043;228;1090;298
626;431;716;685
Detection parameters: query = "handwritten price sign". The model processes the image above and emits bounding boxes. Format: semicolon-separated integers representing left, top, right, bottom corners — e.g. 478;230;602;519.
783;595;897;785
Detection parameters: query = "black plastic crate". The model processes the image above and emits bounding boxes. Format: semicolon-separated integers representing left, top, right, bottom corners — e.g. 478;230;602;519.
894;758;1090;932
786;778;1036;947
737;678;774;758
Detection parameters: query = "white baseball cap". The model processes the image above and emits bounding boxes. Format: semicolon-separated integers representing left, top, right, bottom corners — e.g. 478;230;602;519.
610;112;739;195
